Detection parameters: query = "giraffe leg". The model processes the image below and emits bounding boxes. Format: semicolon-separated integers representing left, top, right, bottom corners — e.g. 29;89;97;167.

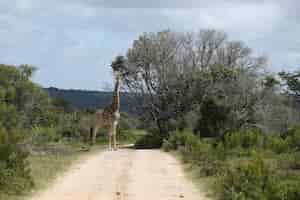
91;127;97;145
113;123;118;151
108;126;113;151
89;127;94;144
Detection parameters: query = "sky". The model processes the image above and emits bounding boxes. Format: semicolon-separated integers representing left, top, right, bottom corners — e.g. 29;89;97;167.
0;0;299;90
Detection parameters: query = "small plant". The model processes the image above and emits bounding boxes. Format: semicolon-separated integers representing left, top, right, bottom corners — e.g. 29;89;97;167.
162;139;172;152
265;135;289;154
278;152;300;170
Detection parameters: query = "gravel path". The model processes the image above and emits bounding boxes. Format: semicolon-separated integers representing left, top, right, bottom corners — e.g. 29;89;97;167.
30;149;207;200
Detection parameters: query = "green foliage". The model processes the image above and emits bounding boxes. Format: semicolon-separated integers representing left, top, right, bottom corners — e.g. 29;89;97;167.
163;130;227;176
31;126;60;145
118;113;140;131
196;97;230;137
224;129;264;150
134;133;163;149
162;130;195;151
263;127;300;154
275;180;300;200
117;130;141;144
166;128;300;199
285;127;300;151
265;135;289;154
220;153;277;200
0;143;34;194
278;152;300;170
0;64;71;196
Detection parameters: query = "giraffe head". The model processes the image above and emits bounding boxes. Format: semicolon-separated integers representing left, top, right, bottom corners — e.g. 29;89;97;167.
113;70;122;82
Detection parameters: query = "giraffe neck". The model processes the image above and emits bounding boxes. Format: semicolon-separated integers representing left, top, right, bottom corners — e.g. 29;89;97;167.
111;76;120;112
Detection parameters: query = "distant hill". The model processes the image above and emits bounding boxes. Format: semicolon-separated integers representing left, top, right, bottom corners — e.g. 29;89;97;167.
45;87;132;112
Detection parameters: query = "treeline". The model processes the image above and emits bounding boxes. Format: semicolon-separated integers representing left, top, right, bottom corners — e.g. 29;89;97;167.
116;29;300;199
46;87;132;113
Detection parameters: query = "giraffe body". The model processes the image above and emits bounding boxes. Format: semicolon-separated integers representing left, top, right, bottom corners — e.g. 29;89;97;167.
90;73;121;150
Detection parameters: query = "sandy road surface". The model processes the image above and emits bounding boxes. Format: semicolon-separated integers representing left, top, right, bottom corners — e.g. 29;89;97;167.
30;149;206;200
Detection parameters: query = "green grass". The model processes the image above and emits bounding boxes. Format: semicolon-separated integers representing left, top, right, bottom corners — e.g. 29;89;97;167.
0;142;104;200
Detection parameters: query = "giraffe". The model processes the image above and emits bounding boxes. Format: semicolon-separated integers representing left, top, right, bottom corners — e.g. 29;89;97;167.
90;71;121;150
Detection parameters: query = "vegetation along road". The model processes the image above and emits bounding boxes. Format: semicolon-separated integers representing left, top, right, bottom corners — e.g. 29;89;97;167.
29;149;206;200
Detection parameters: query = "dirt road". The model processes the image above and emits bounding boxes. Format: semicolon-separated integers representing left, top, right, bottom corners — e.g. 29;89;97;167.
30;149;207;200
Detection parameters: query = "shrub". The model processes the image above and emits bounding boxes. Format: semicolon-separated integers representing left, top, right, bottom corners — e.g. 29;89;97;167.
118;130;139;144
166;130;200;151
286;127;300;151
275;180;300;200
224;131;243;149
162;139;173;152
224;129;264;150
219;153;277;200
0;143;34;194
31;126;60;145
134;133;163;149
199;157;227;177
165;130;226;176
278;152;300;170
265;135;289;154
118;113;140;131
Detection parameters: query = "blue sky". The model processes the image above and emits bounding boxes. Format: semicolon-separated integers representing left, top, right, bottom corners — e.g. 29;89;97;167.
0;0;299;90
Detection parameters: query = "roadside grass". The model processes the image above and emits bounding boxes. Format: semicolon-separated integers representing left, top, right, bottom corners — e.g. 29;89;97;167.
168;145;300;200
0;142;104;200
95;129;146;146
171;151;215;199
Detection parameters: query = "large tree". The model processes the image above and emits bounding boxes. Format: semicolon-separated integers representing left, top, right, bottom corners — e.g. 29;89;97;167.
0;64;57;142
121;29;267;137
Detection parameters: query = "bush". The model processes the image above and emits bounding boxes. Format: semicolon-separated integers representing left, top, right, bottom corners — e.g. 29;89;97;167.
278;152;300;170
164;130;226;176
31;126;60;145
118;113;140;131
224;129;264;150
162;139;173;152
286;127;300;151
219;153;277;200
0;143;34;194
275;180;300;200
265;135;289;154
164;130;199;151
118;130;140;144
134;133;163;149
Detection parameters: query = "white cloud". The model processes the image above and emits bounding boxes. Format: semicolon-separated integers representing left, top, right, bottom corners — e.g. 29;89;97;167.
0;0;299;89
